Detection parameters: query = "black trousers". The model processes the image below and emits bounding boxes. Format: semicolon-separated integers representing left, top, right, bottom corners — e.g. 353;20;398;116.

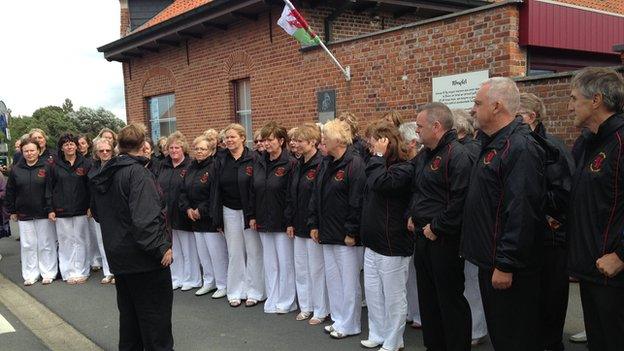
116;267;174;351
414;236;471;351
579;281;624;351
478;268;540;351
539;246;569;351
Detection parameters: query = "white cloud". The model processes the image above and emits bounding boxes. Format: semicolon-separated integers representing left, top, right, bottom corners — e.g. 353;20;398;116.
0;1;126;121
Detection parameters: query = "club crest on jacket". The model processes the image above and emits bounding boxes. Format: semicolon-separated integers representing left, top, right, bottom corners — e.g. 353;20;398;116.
306;169;317;181
200;172;209;183
245;165;253;176
334;169;345;181
483;149;497;165
179;169;187;177
590;152;606;172
430;156;442;171
37;169;46;178
274;166;286;177
75;167;86;176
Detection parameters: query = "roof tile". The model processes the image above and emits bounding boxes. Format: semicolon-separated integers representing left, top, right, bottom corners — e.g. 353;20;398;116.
133;0;212;33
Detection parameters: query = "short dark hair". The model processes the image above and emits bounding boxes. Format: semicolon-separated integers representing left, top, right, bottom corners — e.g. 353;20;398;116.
260;122;288;147
118;123;147;154
58;133;79;148
19;137;41;152
418;102;455;130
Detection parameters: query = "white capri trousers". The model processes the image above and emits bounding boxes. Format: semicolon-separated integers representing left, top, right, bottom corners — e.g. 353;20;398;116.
18;219;58;281
294;236;329;319
364;248;410;351
222;206;265;301
170;229;202;289
323;244;364;336
464;260;488;339
259;232;297;313
406;255;422;324
90;218;112;277
87;217;102;268
194;232;228;290
56;216;90;280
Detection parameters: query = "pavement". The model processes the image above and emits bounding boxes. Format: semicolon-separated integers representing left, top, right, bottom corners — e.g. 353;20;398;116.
0;232;589;351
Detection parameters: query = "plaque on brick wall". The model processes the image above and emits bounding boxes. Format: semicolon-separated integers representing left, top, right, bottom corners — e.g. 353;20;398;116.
317;90;336;123
432;70;489;109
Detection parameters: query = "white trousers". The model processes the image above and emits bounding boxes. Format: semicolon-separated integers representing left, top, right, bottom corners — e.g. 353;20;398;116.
222;207;265;301
170;229;202;289
464;260;488;339
294;236;329;318
87;217;102;267
91;219;112;277
406;255;421;324
56;216;90;280
259;232;297;313
324;244;363;335
194;232;228;290
18;219;58;281
364;248;410;351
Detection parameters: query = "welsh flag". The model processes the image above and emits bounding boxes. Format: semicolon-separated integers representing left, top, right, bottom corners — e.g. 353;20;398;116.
277;5;321;47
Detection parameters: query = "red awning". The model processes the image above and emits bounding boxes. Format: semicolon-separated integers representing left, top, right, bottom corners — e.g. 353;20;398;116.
519;0;624;55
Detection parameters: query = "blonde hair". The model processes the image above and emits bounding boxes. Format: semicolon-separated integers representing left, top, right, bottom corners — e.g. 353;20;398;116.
323;119;353;145
519;93;547;124
337;112;359;135
292;123;321;144
203;128;218;141
194;134;217;151
381;110;404;127
166;131;189;154
224;123;247;142
452;109;475;136
97;128;118;147
28;128;48;140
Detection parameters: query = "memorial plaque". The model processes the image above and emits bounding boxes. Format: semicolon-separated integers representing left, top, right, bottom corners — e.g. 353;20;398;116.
317;90;336;123
432;70;489;109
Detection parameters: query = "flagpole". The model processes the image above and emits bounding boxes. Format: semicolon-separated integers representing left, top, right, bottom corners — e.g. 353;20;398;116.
283;0;351;81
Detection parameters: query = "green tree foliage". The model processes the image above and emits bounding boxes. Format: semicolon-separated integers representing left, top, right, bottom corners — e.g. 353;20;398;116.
8;100;125;150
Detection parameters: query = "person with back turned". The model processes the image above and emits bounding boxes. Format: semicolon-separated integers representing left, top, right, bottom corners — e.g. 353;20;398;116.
91;123;174;351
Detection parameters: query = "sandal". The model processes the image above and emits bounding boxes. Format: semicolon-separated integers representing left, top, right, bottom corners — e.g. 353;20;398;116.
296;311;312;321
42;278;53;285
101;275;114;284
309;315;328;325
245;299;259;307
229;299;242;307
24;279;37;286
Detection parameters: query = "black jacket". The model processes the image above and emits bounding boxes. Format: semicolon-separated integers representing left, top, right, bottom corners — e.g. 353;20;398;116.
214;147;257;229
535;123;574;247
6;157;53;220
179;156;219;232
461;117;548;273
91;154;171;275
569;113;624;287
251;149;297;232
40;147;57;166
361;156;414;256
289;151;323;238
49;154;90;218
157;156;193;232
409;130;473;240
458;135;481;162
352;136;370;163
308;147;366;245
88;160;105;223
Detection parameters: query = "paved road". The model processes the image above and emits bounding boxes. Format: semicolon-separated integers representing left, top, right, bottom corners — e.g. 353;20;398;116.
0;236;587;350
0;304;48;351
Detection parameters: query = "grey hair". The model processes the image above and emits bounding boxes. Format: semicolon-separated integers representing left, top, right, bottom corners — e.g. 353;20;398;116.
418;102;454;130
399;122;418;142
571;67;624;113
452;109;474;135
92;137;116;160
482;77;520;115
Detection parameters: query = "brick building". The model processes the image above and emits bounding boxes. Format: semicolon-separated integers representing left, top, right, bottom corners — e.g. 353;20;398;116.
98;0;624;146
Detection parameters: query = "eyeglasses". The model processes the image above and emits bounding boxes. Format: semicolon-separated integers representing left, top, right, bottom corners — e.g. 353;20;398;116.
97;149;112;153
194;147;209;152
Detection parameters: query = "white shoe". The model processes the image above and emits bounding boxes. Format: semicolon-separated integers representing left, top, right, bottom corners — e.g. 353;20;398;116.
569;331;587;343
172;284;181;290
195;285;216;296
211;288;227;299
360;340;381;348
42;278;53;285
181;285;195;291
324;325;335;334
329;330;348;339
24;279;37;286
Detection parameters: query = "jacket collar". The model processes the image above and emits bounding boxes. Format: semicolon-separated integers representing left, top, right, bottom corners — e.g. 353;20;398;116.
56;153;86;171
162;155;189;169
259;147;290;168
301;150;322;169
428;129;457;155
330;146;355;169
480;116;526;150
590;113;624;143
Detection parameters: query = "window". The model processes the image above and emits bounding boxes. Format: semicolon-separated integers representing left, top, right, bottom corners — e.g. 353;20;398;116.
148;93;176;142
234;79;252;147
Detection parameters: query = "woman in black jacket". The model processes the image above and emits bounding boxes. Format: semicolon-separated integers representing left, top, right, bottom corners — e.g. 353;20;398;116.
87;137;116;284
157;131;202;291
6;137;57;286
250;122;297;314
359;121;414;351
179;133;228;299
29;128;56;165
49;133;92;284
308;119;366;339
215;124;265;308
287;123;329;324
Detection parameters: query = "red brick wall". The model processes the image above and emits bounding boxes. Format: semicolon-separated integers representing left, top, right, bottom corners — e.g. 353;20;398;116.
120;0;130;36
554;0;624;15
122;3;526;141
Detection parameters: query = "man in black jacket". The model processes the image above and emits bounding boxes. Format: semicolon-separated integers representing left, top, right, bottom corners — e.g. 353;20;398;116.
409;102;472;351
568;67;624;351
92;124;173;351
461;77;547;351
518;93;574;351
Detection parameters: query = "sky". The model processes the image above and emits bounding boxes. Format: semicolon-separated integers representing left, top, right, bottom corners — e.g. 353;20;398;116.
0;1;126;121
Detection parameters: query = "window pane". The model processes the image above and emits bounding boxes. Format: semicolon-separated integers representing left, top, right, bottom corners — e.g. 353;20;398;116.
234;79;252;146
148;93;176;141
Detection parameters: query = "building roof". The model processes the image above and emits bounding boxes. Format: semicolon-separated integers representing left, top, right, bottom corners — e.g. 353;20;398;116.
133;0;213;33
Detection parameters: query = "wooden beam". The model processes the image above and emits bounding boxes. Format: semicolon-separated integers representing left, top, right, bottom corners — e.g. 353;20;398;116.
137;45;159;53
232;11;258;21
202;21;228;30
177;30;204;39
156;39;180;47
122;52;143;58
